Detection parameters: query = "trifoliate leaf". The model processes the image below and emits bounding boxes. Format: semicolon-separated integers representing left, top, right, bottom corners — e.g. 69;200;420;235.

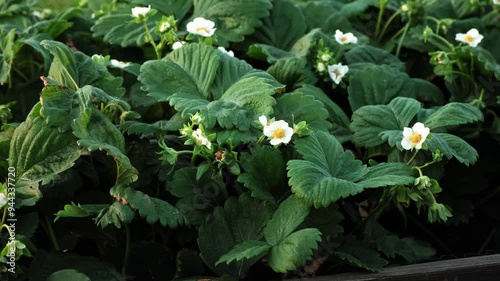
273;92;331;131
216;240;271;265
267;228;322;273
364;221;436;263
111;185;188;228
263;195;310;246
237;146;287;202
287;131;367;208
426;133;478;166
198;193;274;278
423;102;483;130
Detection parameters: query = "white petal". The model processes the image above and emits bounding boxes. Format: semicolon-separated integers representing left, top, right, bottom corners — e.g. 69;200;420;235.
455;33;466;42
401;139;413;150
402;127;413;138
259;115;268;127
467;28;479;37
270;138;282;146
263;125;273;137
412;122;426;132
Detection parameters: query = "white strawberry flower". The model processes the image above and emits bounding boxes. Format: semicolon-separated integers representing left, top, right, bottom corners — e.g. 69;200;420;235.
263;120;294;146
110;59;130;69
172;41;186;50
192;128;211;149
455;28;484;47
493;0;500;5
401;122;430;151
186;17;216;37
0;193;7;209
335;30;358;45
131;5;151;18
217;46;234;57
327;63;349;84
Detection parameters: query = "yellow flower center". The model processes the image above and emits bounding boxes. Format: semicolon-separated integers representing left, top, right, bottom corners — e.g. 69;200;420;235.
464;35;474;42
273;128;285;139
196;27;209;34
333;70;340;77
410;132;422;144
341;36;347;42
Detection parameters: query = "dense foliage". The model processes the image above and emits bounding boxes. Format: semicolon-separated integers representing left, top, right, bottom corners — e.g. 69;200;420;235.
1;0;500;280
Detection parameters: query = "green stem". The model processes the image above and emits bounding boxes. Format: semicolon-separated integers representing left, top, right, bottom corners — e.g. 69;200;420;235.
430;33;454;51
395;20;411;57
44;216;60;251
375;0;389;37
377;10;402;41
143;21;161;60
62;67;79;90
122;224;131;277
406;150;419;165
256;135;266;145
334;45;344;62
1;207;6;226
0;224;14;238
478;228;496;255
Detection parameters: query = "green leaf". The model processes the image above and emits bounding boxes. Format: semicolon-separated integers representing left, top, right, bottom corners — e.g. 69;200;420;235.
216;240;271;265
169;167;226;227
91;4;161;47
273;92;331;131
360;163;416;188
267;228;322;273
263;195;310;246
192;0;272;46
0;29;17;85
96;201;135;229
111;185;188;228
29;250;124;281
287;131;367;208
47;269;91;281
211;53;253;99
295;84;350;128
198;193;274;278
300;204;344;236
426;133;478;166
9;113;80;207
267;57;317;91
345;44;405;71
249;0;307;51
121;118;183;138
334;236;388;272
423;102;483;130
350;97;421;148
41;40;107;89
340;0;378;17
365;221;436;263
237;146;287;202
55;202;109;221
348;65;425;111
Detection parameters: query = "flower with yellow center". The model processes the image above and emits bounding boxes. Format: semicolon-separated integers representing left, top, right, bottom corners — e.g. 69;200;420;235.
327;63;349;84
263;120;294;146
186;17;216;37
131;5;151;19
455;28;483;47
335;30;358;45
401;122;430;151
494;0;500;5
